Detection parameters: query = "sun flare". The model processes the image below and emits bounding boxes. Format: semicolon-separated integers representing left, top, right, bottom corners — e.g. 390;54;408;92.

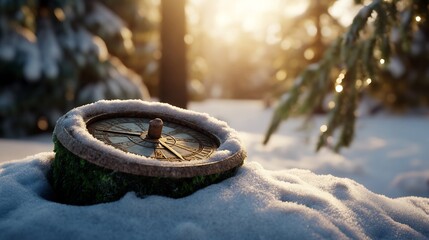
187;0;358;98
190;0;310;44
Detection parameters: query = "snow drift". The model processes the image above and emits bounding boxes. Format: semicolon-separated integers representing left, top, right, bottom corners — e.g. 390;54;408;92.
1;152;428;239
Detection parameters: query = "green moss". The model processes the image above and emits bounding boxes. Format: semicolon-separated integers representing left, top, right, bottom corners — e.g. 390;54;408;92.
49;136;239;205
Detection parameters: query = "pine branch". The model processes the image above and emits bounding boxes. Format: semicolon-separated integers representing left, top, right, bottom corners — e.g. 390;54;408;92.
264;0;424;152
263;37;342;145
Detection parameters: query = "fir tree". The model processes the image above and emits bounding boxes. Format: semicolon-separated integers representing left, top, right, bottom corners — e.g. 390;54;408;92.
268;0;344;103
100;0;160;96
264;0;429;152
0;0;149;137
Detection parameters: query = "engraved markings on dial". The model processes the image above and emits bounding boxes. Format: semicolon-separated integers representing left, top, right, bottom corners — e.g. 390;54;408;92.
87;117;216;161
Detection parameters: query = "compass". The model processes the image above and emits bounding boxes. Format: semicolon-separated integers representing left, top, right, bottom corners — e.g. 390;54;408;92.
50;100;246;205
86;117;217;162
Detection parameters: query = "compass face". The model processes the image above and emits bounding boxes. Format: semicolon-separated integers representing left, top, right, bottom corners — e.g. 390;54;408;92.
87;117;218;161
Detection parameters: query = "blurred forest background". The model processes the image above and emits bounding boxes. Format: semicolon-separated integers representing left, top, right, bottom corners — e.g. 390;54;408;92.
0;0;428;151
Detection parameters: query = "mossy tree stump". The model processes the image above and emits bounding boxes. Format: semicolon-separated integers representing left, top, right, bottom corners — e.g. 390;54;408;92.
50;100;246;205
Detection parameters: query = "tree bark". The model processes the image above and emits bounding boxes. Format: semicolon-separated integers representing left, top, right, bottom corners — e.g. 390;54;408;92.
159;0;188;109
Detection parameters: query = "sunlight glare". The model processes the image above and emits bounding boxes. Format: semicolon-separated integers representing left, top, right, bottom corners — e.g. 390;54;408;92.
243;18;258;32
305;21;318;37
266;23;282;45
336;71;345;84
37;117;49;131
54;8;65;21
329;1;361;26
304;48;315;60
283;0;310;18
355;79;362;88
194;0;310;44
184;34;194;45
276;70;287;81
366;78;372;85
281;39;292;50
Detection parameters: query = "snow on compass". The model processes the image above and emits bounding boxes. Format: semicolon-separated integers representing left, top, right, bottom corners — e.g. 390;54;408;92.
51;100;246;205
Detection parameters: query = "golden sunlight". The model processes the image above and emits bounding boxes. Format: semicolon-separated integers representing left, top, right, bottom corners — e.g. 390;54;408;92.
191;0;310;44
187;0;359;98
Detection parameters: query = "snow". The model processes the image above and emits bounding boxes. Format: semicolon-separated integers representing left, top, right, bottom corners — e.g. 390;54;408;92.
0;19;15;61
387;57;405;78
23;48;41;81
37;18;62;79
392;170;429;197
0;136;52;162
0;18;43;81
0;40;15;60
1;99;429;239
76;27;94;54
84;2;126;37
18;31;41;81
191;100;429;198
1;152;429;239
57;23;76;51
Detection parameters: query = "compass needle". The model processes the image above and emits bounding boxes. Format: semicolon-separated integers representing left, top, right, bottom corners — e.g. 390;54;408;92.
158;139;186;161
96;128;142;136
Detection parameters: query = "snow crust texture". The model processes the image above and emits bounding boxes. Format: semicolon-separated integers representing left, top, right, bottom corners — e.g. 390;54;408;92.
1;153;428;240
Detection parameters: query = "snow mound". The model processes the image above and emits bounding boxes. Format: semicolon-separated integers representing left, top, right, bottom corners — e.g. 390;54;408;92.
1;153;428;239
392;170;429;197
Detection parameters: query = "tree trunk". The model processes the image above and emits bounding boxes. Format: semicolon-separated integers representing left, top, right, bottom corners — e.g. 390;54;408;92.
159;0;188;109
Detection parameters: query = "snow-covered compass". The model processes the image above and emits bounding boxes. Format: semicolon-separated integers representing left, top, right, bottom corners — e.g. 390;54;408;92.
51;100;246;205
87;117;216;162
